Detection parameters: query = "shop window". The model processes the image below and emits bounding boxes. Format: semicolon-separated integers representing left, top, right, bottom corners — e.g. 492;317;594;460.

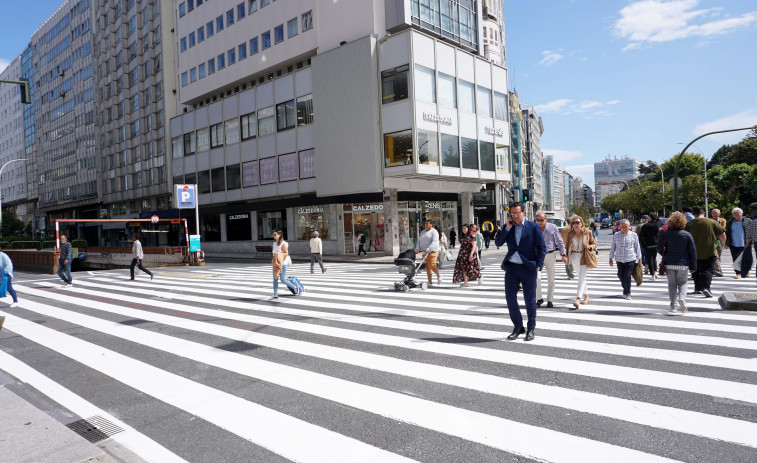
438;72;456;108
496;144;509;172
242;161;258;187
241;112;257;140
276;100;296;131
381;65;408;104
211;167;226;192
299;149;315;178
257;210;286;240
494;91;508;121
477;86;492;118
296;94;313;125
458;79;475;113
259;157;277;184
417;129;439;166
384;130;413;167
479;140;495;171
198;170;211;193
197;128;209;152
210;123;224;147
414;64;436;103
441;133;459;167
225;117;240;144
295;205;329;240
461;137;478;169
201;214;221;241
226;213;251;241
257;105;275;137
227;164;241;190
278;153;298;182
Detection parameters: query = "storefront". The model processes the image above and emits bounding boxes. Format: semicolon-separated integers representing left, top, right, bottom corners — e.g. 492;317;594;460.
397;201;458;251
294;206;330;241
342;203;386;254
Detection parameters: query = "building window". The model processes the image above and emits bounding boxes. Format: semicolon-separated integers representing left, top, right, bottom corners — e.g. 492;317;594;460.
461;137;478;169
228;48;236;65
226;210;251;241
250;37;259;54
476;86;492;117
190;67;197;82
226;9;234;26
381;65;409;104
239;42;247;60
458;79;475;113
479;140;495;171
216;15;224;31
249;0;257;14
276;100;296;131
278;153;298;182
257;106;275;137
188;32;196;47
295;205;329;240
181;72;188;87
302;10;313;31
384;130;413;167
171;136;183;158
496;144;509;172
179;2;185;17
262;31;271;49
418;129;439;166
288;18;298;38
188;0;194;12
494;91;507;121
197;127;209;151
438;72;456;108
414;64;436;103
237;3;246;20
261;0;270;8
259;157;276;184
211;167;226;192
207;21;214;37
208;58;215;74
274;25;284;44
210;123;224;147
296;94;313;126
217;53;225;69
241;112;257;140
441;133;460;167
180;37;187;52
184;132;196;155
225;117;240;144
198;27;205;42
257;209;286;241
299;149;315;178
198;170;211;194
199;63;206;79
242;161;258;187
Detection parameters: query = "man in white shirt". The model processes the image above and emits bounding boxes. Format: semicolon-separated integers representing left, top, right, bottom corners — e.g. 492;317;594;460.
130;233;154;281
416;219;442;286
309;230;326;274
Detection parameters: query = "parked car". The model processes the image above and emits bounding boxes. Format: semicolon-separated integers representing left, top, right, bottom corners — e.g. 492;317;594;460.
600;218;612;229
547;217;568;229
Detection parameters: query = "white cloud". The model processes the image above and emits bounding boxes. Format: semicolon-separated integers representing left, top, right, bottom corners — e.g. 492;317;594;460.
543;149;585;164
693;110;757;143
606;100;622;105
575;101;604;111
538;50;564;66
534;98;572;114
0;58;10;74
534;99;619;118
561;164;597;188
614;0;757;51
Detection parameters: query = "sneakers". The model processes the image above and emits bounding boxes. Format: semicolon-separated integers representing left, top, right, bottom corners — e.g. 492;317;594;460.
622;294;632;300
437;276;442;286
270;295;279;300
666;308;683;316
9;302;18;308
702;289;713;298
735;274;742;279
151;274;154;280
323;268;327;273
61;283;73;288
678;299;688;313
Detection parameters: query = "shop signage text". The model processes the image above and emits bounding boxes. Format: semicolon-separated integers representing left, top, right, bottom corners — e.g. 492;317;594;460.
352;204;384;212
228;213;250;220
297;206;324;214
485;126;504;137
423;112;453;126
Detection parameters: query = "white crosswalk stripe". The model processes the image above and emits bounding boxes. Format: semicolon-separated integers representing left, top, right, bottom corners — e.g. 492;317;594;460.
2;257;757;463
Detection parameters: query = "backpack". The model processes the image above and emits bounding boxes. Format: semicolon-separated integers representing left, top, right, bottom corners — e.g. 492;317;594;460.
287;276;305;295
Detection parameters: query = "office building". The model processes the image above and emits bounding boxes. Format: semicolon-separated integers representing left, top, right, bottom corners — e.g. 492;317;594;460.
594;155;641;209
522;104;544;217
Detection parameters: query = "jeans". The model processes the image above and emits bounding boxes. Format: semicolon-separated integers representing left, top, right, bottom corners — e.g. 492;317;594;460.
645;247;658;276
273;265;296;295
617;261;636;296
310;254;325;272
130;258;153;279
666;268;688;309
484;237;491;249
5;273;18;303
57;261;72;284
693;256;716;292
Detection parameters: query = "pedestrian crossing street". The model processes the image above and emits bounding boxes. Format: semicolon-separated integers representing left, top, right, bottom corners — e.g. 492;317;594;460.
1;256;757;463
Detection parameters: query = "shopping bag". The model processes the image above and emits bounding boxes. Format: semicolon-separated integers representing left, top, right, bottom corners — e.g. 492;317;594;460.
633;262;643;286
0;273;7;298
444;250;454;261
733;250;744;272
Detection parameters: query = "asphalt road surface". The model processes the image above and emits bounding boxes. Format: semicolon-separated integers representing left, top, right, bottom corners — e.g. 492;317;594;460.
1;249;756;463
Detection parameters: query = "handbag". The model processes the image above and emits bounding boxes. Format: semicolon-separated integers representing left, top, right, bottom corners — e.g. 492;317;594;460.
633;262;643;286
583;247;598;269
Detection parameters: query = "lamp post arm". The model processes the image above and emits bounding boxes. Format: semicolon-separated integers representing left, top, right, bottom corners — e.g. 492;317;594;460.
673;127;753;210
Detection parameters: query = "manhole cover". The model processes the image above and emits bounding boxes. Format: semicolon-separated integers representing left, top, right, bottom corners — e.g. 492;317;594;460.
66;415;124;443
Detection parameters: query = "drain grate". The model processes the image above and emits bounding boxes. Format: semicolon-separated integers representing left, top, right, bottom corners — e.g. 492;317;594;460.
66;415;125;443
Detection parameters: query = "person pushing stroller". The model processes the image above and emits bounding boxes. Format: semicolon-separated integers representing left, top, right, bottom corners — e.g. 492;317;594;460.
416;219;442;286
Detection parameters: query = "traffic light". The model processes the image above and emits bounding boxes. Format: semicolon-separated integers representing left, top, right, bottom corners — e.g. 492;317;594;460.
19;78;30;104
509;187;520;202
522;188;532;202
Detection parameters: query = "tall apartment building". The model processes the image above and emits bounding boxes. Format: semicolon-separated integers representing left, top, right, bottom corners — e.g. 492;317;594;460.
522;104;544;217
594;155;641;210
170;0;511;255
481;0;505;65
0;57;35;228
562;170;573;211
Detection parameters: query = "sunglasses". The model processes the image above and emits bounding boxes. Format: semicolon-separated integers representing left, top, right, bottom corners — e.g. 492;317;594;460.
535;219;545;222
571;221;581;225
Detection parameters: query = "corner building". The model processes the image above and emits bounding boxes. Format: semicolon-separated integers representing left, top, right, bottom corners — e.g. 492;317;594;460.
171;0;511;255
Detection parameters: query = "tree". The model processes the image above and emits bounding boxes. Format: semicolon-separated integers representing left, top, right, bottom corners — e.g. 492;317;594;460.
1;211;25;236
569;201;595;224
707;144;733;169
722;138;757;166
743;125;757;140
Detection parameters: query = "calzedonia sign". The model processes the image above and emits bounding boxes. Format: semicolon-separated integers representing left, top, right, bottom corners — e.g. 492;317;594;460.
485;126;504;137
297;206;324;214
423;112;453;126
352;204;384;212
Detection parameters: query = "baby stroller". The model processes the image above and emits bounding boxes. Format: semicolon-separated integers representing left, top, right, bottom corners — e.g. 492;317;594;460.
393;249;428;292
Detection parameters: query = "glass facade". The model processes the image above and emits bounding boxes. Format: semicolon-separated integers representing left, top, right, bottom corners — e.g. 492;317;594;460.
410;0;478;50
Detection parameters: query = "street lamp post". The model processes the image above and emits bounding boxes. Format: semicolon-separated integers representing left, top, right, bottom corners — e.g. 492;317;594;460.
653;162;666;217
0;158;30;236
677;142;708;216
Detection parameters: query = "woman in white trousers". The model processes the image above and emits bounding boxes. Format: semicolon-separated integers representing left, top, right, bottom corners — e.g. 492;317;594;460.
565;216;596;310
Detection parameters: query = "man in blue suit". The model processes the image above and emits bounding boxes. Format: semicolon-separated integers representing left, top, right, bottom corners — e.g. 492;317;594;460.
494;203;546;341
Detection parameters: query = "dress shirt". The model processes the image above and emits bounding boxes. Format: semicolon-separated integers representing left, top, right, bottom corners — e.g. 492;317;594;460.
416;228;440;253
731;219;745;247
541;223;567;256
508;223;524;264
132;240;144;259
609;230;642;263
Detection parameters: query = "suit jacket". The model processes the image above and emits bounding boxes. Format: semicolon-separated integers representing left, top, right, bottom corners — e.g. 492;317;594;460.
495;220;546;271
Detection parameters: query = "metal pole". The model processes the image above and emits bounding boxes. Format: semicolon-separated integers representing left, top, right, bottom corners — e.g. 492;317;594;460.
658;164;666;217
705;163;709;216
55;220;60;250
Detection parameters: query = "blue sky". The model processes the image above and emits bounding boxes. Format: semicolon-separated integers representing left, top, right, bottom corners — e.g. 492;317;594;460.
1;0;755;191
503;0;757;189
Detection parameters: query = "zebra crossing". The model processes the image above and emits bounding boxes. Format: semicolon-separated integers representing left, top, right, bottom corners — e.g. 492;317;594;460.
1;256;756;462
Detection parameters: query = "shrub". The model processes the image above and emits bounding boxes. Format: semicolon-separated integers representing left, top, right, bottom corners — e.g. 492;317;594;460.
9;241;41;249
42;241;58;249
71;239;88;248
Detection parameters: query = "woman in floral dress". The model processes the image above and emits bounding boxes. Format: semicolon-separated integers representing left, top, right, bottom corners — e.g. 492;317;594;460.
453;225;481;287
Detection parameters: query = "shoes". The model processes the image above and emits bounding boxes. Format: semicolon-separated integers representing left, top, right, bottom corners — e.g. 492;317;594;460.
546;301;554;308
127;279;135;281
60;283;68;288
478;278;482;286
666;308;683;316
571;298;580;310
150;274;154;280
693;290;702;294
65;283;73;288
581;295;589;305
622;294;632;300
714;272;724;277
678;299;688;313
735;274;742;279
9;302;18;308
311;271;315;274
271;295;279;300
525;329;535;341
507;326;526;340
651;275;657;280
437;276;442;286
703;289;713;298
536;299;544;307
323;268;327;273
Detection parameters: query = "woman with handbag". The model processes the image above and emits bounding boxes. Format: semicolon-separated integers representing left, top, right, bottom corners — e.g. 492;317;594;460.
657;212;697;315
452;225;481;287
566;216;597;310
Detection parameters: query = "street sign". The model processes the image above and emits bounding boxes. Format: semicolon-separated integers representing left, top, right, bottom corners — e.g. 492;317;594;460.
150;215;159;224
175;184;197;209
669;177;683;188
189;234;201;252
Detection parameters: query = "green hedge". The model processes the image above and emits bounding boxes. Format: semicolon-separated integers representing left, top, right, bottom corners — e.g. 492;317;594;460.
9;241;41;249
71;239;87;248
